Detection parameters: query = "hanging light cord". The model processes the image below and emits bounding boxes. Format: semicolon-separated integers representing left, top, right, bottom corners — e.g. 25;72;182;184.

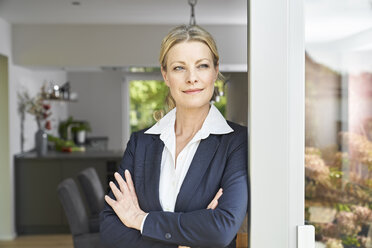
189;0;197;26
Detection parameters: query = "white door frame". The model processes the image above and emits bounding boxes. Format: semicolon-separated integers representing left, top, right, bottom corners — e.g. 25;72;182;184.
249;0;305;247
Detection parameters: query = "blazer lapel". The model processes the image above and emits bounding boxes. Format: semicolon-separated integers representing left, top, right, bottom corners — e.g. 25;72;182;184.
175;135;220;212
144;136;164;211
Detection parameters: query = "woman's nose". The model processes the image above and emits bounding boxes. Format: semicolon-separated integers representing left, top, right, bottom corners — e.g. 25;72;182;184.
186;69;198;84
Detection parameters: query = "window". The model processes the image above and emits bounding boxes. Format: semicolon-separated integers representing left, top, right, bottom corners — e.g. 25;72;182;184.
129;80;168;133
305;2;372;247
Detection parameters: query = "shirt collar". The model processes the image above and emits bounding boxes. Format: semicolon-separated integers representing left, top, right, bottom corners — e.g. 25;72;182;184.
144;104;234;139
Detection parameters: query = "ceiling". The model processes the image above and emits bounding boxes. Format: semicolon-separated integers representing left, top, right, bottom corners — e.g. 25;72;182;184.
305;0;372;43
305;0;372;72
0;0;247;25
1;0;372;43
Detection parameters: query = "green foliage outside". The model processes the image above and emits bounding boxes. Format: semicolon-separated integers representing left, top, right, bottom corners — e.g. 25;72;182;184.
129;80;227;133
213;80;227;117
130;80;168;132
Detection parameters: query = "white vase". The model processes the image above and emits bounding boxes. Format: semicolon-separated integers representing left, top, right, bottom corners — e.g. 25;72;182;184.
77;130;86;144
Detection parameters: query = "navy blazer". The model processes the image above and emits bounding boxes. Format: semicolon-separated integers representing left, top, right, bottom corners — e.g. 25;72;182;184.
100;121;248;248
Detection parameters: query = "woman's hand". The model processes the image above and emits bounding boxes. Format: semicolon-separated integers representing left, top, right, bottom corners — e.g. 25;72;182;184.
178;188;223;248
207;188;223;209
105;170;147;231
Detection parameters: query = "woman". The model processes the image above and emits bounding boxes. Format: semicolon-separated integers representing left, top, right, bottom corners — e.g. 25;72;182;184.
100;25;248;248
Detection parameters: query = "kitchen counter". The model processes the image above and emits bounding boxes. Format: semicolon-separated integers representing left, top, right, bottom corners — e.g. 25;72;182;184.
15;150;123;160
15;149;122;234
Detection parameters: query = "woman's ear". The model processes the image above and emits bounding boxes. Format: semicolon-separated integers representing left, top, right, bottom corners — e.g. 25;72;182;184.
161;67;170;86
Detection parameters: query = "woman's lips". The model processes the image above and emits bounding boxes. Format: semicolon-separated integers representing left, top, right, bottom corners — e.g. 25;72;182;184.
183;88;203;94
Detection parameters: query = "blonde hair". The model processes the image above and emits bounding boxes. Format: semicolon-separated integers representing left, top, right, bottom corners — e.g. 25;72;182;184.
156;25;224;118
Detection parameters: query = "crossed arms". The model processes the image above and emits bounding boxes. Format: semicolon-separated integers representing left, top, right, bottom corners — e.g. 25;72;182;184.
100;131;248;248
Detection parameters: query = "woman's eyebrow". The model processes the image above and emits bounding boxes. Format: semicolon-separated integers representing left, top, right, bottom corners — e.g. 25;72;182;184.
195;58;211;63
169;58;211;66
169;61;186;66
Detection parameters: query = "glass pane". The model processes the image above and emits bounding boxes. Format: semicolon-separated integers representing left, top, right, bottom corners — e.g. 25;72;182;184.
305;1;372;247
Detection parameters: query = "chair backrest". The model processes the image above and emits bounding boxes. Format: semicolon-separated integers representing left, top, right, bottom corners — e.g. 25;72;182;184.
77;167;105;216
57;178;89;236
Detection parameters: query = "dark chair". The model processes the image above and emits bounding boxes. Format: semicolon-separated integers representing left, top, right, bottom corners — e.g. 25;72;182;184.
57;178;103;248
77;167;105;233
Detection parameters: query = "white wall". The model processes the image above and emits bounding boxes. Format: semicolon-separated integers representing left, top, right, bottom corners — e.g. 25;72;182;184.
12;24;247;67
68;71;124;150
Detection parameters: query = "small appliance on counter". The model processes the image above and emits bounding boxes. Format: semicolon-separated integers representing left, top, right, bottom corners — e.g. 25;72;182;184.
85;137;109;151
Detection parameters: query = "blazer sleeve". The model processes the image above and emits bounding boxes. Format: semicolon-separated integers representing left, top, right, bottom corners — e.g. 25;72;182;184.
141;131;248;248
99;132;177;248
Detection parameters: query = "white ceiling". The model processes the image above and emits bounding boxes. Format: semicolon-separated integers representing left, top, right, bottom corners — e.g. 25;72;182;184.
305;0;372;43
0;0;247;25
1;0;372;43
305;0;372;73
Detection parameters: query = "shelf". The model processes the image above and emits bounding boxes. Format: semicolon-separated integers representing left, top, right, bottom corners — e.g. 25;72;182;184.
42;98;77;102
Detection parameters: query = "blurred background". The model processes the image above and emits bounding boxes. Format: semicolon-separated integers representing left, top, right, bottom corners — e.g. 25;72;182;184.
305;0;372;247
4;0;372;247
0;0;248;247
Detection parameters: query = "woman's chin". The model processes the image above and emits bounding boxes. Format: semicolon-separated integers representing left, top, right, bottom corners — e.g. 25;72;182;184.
176;101;211;110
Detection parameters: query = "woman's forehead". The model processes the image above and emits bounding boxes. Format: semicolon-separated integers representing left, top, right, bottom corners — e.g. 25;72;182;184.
166;41;213;63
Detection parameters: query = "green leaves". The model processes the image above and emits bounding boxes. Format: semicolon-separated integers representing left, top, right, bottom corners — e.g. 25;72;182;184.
130;80;168;132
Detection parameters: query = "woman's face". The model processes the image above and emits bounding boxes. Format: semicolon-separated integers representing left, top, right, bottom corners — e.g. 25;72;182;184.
161;41;218;110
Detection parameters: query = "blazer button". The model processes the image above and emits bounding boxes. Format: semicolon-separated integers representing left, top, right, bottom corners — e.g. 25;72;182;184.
165;233;172;239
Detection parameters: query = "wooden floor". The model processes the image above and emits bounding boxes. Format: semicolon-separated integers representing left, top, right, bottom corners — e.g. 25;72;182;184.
237;233;249;248
0;233;248;248
0;235;73;248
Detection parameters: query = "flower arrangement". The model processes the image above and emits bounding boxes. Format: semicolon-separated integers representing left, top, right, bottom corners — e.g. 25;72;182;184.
18;90;52;131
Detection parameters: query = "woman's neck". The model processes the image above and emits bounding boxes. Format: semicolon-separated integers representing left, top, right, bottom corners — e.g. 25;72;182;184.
174;104;210;138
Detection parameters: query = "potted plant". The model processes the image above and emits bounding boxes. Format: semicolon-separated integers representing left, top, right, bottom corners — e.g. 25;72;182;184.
71;121;91;145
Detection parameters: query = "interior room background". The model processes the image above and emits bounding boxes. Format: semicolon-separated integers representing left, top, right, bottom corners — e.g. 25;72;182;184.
0;0;247;240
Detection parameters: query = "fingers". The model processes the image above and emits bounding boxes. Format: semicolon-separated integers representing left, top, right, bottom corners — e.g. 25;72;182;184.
207;188;223;210
124;170;134;191
114;172;130;195
109;181;123;201
207;198;220;209
104;194;116;208
214;188;223;200
124;170;140;207
105;195;117;211
207;200;217;210
124;170;137;198
110;170;139;208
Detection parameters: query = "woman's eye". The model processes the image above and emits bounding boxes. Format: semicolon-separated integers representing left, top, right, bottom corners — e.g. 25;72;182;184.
198;64;209;69
173;66;184;71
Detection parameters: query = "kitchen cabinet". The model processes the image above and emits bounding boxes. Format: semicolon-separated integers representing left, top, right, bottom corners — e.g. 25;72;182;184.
15;150;122;234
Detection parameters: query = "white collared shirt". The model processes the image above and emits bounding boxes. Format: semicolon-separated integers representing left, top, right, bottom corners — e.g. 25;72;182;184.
140;104;233;232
